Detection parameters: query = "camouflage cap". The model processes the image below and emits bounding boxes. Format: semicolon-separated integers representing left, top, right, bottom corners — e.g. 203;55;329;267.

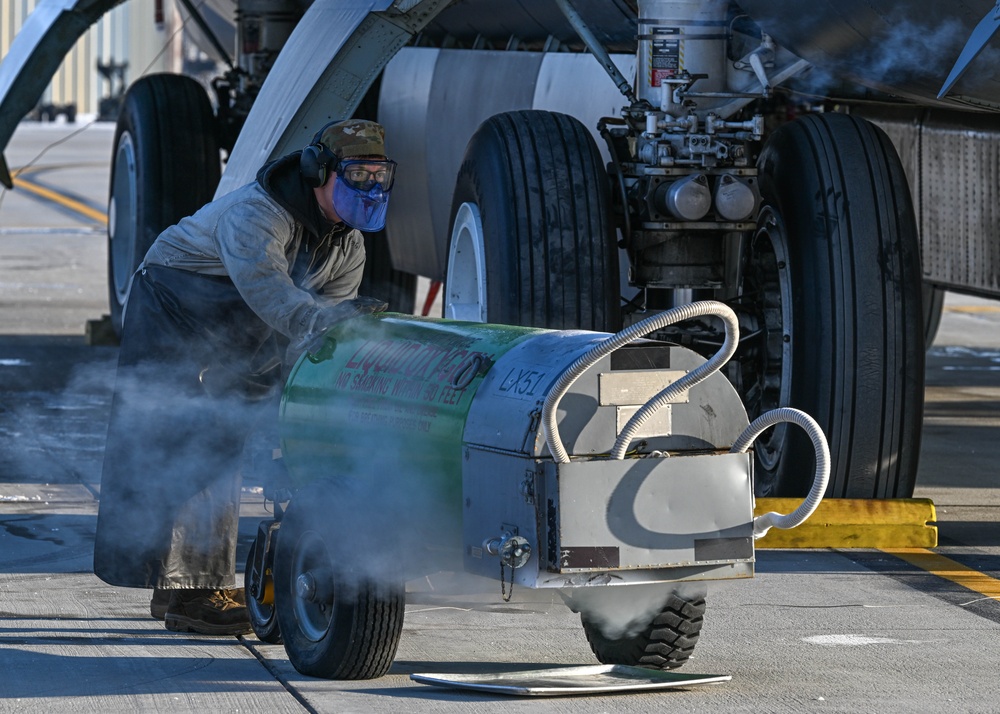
314;119;386;159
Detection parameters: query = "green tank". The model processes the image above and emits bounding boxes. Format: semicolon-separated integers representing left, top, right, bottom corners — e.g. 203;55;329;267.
278;313;546;508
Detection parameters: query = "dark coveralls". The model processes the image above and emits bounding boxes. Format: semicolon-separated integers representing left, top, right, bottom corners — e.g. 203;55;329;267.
94;154;366;590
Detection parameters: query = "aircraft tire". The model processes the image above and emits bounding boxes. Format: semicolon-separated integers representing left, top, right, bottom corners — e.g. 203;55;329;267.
446;110;619;331
107;74;220;335
747;113;924;498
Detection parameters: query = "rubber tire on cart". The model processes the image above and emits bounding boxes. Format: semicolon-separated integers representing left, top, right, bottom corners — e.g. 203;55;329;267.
446;110;619;331
273;484;405;679
745;113;924;498
581;590;705;670
107;73;220;335
245;538;282;644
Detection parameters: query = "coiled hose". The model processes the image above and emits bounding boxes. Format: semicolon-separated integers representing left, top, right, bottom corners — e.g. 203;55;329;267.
542;300;740;463
730;407;831;538
541;300;831;537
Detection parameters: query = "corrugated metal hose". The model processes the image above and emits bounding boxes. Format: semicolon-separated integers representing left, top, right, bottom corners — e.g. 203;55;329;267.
541;300;830;538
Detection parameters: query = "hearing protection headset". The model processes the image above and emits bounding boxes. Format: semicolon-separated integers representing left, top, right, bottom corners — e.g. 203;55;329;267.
299;128;337;188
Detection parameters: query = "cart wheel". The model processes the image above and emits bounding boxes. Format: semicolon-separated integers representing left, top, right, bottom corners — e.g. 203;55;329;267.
581;590;705;670
245;537;282;644
273;490;404;679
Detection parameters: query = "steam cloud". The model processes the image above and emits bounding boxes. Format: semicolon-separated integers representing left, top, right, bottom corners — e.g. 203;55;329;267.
1;351;116;494
749;7;1000;101
263;316;469;591
82;311;714;657
563;581;708;641
95;356;271;589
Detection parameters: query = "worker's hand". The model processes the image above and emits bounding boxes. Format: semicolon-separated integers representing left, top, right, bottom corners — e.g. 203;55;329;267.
318;295;389;327
292;296;389;358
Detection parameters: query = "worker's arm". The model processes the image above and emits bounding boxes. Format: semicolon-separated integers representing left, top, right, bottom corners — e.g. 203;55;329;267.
213;198;330;341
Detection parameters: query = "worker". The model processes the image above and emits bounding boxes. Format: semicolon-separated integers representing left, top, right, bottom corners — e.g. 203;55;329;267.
94;119;394;635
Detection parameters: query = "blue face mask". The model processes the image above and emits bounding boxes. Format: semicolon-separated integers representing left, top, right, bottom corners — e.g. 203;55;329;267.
331;178;390;232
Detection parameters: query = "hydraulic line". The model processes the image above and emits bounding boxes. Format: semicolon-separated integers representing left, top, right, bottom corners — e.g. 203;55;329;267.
542;300;739;463
553;0;638;104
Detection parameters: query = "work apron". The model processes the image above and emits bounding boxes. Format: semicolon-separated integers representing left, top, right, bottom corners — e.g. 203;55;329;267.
94;265;283;589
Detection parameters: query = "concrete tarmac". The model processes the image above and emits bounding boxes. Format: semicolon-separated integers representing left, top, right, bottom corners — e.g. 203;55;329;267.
2;121;1000;713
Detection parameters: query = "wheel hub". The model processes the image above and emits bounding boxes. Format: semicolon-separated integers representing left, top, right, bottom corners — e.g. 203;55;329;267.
296;572;318;601
445;201;488;322
109;131;137;304
290;531;335;642
737;205;793;475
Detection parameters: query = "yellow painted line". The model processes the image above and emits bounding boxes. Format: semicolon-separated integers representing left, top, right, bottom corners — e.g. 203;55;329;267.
881;548;1000;602
754;498;937;549
753;500;1000;601
945;305;1000;314
10;174;107;225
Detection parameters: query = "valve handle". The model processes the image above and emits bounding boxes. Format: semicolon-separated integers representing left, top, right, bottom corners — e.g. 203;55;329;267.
483;533;532;569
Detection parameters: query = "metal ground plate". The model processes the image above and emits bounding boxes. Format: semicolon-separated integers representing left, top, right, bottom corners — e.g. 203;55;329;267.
410;665;731;696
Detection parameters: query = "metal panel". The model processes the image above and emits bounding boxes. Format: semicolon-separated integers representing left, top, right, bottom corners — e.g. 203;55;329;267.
379;48;543;278
411;665;731;696
615;404;672;440
543;453;754;573
598;369;688;406
461;448;755;589
461;447;541;585
861;105;1000;297
920;111;1000;295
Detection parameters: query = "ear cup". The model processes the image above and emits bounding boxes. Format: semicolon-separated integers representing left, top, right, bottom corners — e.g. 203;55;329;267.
300;144;330;188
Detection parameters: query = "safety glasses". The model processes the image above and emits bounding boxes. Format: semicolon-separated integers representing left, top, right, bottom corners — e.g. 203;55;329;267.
336;159;396;191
